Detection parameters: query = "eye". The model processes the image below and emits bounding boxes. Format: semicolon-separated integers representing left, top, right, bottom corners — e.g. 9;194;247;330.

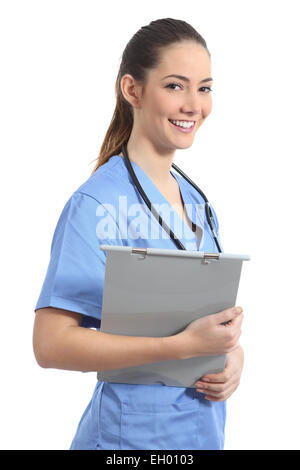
166;83;181;91
166;83;213;93
200;86;213;93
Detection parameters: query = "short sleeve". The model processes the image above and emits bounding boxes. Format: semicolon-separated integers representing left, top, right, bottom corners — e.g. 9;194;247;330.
34;192;123;329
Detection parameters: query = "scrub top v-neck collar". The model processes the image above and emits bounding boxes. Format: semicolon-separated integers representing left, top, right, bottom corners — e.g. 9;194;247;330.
115;154;201;250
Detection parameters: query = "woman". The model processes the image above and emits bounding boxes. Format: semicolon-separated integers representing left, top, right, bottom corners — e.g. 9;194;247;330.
33;18;244;450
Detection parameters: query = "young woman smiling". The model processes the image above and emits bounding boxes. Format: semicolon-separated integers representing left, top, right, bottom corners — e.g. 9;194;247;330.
33;17;244;450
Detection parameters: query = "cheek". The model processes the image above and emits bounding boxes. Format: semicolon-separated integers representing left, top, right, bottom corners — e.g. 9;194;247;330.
145;100;165;122
204;99;213;116
151;92;175;116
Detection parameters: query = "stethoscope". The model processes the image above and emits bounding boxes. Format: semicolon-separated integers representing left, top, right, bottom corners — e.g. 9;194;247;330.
121;140;222;253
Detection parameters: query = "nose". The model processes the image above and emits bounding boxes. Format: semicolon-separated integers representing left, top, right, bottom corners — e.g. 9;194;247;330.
181;91;210;118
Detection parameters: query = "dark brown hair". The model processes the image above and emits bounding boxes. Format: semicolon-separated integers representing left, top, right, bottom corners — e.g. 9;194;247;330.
90;18;210;174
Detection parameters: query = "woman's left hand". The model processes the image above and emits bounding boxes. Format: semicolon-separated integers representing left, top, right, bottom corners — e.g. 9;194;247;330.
194;345;244;401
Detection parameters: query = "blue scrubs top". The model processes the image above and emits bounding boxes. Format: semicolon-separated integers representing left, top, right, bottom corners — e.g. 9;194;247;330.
34;154;226;450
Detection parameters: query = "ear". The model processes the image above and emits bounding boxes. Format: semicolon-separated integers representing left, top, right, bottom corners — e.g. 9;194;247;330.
120;74;143;109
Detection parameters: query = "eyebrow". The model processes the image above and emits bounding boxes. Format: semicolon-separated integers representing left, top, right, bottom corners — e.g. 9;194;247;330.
161;74;213;83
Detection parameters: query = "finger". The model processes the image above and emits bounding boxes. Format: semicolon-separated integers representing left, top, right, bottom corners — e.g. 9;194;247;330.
198;384;228;399
196;368;239;387
231;313;244;328
204;386;238;401
195;381;225;394
223;314;243;336
197;370;228;384
203;382;238;401
213;306;243;326
196;373;237;393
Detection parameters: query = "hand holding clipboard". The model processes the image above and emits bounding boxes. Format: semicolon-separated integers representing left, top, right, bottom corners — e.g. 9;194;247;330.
177;306;243;360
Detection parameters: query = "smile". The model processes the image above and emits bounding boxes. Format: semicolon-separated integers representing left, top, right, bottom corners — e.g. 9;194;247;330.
168;119;196;133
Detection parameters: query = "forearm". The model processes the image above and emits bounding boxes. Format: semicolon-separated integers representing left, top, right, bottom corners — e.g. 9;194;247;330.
36;325;181;372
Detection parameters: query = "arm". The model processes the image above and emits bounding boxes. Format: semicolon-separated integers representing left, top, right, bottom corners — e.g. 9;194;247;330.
33;307;180;372
33;306;243;373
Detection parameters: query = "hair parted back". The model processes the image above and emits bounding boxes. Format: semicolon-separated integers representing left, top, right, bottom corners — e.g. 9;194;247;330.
90;18;210;174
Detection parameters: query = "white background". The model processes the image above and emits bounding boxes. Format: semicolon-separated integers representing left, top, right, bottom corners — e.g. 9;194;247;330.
1;0;299;450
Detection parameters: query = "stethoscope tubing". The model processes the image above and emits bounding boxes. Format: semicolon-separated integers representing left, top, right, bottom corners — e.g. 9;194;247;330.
121;141;222;253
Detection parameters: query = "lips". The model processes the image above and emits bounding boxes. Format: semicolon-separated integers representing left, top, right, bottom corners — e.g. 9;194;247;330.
168;119;196;133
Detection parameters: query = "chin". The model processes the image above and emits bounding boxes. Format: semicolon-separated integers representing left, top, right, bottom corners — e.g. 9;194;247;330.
174;139;194;150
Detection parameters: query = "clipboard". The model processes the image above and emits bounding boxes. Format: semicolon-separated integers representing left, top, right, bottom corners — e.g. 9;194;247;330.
97;245;250;388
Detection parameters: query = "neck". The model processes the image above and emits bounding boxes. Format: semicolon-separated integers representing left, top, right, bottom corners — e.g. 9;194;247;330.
122;133;176;188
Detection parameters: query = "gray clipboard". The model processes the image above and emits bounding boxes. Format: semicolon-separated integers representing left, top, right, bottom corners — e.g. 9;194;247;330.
97;245;250;388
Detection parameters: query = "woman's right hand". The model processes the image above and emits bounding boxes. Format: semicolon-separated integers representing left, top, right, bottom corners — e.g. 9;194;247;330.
177;307;243;359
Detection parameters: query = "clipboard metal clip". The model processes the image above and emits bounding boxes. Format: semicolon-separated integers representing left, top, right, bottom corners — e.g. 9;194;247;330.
202;253;219;264
131;247;147;260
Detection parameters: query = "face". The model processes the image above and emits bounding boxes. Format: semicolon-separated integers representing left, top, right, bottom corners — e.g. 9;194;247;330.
128;41;213;153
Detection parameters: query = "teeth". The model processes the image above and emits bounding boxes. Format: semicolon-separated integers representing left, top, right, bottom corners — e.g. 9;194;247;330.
170;120;194;128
